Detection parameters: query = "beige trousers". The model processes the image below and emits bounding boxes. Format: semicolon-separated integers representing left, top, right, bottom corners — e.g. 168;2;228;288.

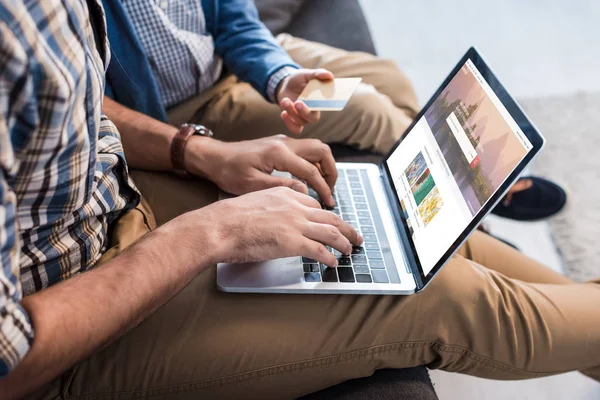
167;34;420;154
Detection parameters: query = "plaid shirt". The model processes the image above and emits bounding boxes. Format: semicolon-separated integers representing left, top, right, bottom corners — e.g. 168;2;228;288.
124;0;295;107
0;0;139;377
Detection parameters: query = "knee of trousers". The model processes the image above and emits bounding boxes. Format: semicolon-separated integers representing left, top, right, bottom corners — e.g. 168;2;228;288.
343;85;412;154
416;258;543;372
374;59;420;116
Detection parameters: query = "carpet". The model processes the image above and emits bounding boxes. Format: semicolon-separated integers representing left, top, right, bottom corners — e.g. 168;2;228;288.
519;91;600;282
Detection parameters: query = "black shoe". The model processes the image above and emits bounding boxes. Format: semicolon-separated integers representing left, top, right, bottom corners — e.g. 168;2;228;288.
491;176;567;221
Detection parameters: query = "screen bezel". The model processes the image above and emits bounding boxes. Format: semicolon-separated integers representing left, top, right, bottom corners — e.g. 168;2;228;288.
381;47;545;289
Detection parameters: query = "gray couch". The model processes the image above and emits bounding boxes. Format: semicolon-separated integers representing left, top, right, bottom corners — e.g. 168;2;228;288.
253;0;438;399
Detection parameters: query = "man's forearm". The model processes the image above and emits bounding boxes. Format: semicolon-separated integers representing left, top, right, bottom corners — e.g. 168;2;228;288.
103;96;178;171
0;213;219;399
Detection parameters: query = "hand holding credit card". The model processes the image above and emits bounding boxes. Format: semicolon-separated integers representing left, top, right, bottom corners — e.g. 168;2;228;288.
298;78;362;111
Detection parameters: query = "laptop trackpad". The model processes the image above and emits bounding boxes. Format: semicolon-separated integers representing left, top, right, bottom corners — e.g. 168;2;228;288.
217;257;303;289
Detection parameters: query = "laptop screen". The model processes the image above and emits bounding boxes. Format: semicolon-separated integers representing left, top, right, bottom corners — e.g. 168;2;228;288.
385;59;533;276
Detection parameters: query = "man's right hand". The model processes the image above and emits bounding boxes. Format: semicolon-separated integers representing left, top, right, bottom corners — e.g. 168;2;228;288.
196;187;363;267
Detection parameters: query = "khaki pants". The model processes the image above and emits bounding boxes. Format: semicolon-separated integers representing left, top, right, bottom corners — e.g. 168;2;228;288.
167;34;419;154
31;169;600;400
31;36;600;400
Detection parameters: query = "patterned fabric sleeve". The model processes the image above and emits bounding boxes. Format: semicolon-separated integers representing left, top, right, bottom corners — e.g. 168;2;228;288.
266;66;298;104
0;22;34;378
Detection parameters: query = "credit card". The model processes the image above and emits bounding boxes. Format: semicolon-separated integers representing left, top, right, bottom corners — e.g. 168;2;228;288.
298;77;362;111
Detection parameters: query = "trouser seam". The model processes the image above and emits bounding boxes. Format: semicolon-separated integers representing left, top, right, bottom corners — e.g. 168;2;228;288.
68;340;546;399
430;341;544;377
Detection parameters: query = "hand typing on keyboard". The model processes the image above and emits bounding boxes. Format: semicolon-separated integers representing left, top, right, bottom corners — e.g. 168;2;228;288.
205;187;363;268
303;168;393;284
184;135;337;207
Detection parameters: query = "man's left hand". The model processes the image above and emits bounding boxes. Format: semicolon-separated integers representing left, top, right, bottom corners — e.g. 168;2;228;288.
276;68;334;134
184;135;338;207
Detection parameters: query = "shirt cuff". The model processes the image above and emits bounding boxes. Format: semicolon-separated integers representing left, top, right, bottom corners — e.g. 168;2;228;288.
267;66;298;104
0;301;34;377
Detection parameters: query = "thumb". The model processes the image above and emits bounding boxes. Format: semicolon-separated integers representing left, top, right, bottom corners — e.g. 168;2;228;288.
304;68;334;82
257;173;308;194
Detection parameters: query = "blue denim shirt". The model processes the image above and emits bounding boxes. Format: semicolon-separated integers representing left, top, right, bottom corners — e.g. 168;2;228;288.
104;0;300;121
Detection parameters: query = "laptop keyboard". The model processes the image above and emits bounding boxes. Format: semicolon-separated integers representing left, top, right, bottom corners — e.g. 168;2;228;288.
302;168;397;284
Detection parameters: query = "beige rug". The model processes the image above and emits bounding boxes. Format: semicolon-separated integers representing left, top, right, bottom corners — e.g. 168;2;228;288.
519;91;600;282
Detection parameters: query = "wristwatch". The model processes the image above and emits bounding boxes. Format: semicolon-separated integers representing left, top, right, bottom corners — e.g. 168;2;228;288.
170;123;214;173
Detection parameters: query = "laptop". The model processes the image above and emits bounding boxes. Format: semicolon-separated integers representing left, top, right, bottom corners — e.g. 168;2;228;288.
217;47;545;295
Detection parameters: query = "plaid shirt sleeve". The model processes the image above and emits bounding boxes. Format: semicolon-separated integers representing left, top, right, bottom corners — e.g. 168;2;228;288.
0;23;35;377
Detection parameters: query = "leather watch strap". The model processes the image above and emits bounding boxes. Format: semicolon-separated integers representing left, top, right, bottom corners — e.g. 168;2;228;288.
171;124;196;172
171;124;214;173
